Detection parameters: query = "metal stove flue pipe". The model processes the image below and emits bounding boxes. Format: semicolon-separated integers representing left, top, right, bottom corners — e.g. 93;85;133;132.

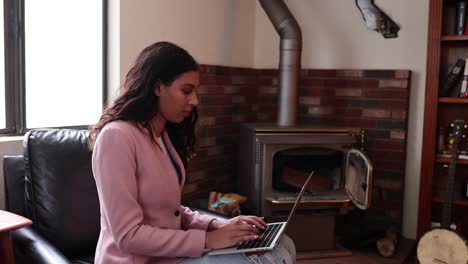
259;0;302;127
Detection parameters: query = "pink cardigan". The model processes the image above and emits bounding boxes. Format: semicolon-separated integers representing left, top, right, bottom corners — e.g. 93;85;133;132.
92;121;215;264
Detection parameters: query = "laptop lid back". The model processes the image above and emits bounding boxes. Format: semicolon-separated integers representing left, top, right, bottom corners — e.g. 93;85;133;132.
283;170;314;232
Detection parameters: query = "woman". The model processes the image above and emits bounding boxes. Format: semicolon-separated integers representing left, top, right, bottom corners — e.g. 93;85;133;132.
89;41;295;263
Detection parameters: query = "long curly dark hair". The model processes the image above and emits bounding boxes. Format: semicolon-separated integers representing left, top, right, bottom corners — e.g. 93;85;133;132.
89;41;199;168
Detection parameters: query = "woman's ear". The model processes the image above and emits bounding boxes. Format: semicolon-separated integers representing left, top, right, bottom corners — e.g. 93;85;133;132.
154;81;161;96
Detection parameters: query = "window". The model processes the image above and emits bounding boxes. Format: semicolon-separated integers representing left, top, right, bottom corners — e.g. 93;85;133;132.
1;0;106;134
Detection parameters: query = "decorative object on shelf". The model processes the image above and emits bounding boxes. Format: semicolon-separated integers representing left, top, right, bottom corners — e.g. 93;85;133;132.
439;59;466;97
417;120;468;264
355;0;400;38
457;1;467;35
437;126;447;155
460;59;468;98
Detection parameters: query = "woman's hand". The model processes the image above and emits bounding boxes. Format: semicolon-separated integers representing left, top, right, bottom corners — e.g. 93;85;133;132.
209;215;267;231
205;220;260;249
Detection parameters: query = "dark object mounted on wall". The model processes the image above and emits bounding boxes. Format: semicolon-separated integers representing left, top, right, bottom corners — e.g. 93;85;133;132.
355;0;400;38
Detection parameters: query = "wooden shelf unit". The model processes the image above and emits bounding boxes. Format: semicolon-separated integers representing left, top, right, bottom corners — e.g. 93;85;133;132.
417;0;468;239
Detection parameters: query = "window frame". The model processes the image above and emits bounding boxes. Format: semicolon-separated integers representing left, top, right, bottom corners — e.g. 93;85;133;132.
1;0;107;135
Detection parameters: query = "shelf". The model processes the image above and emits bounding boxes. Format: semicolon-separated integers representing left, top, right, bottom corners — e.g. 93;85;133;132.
438;97;468;104
436;156;468;165
441;35;468;41
432;197;468;206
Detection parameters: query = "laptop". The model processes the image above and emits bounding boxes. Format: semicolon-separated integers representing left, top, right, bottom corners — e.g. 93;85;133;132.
207;170;315;256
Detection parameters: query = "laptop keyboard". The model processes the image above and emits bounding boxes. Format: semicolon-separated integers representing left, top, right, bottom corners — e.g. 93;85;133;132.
237;223;283;249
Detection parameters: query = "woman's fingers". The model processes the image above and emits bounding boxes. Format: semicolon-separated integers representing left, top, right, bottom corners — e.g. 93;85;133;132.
236;216;267;229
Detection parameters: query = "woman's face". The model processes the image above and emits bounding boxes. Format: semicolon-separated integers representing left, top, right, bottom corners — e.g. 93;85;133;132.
156;70;199;124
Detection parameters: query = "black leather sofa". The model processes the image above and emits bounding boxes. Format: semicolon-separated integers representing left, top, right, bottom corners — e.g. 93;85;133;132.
3;129;224;264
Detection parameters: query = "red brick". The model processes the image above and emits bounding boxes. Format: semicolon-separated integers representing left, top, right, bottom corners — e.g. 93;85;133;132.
362;109;391;118
319;117;346;126
390;130;406;139
335;88;363;97
232;76;257;85
355;80;379;88
257;77;274;85
378;79;408;89
335;108;362;117
373;160;406;171
182;183;198;195
391;110;407;120
319;98;349;107
395;70;410;79
307;107;334;115
215;116;232;125
199;65;209;73
209;95;232;105
187;171;206;182
336;70;364;78
200;75;232;85
301;79;323;86
374;178;403;191
370;139;405;150
299;97;320;105
245;96;258;104
239;86;259;95
198;137;216;147
377;100;408;109
304;69;337;77
198;117;215;126
232;96;245;104
346;118;376;127
202;106;225;115
365;90;409;99
223;87;240;94
206;126;235;136
239;68;258;75
232;115;244;123
207;86;225;94
307;88;335;96
257;113;272;121
323;79;347;87
259;87;278;94
259;69;277;76
366;150;406;161
259;104;277;113
207;146;224;156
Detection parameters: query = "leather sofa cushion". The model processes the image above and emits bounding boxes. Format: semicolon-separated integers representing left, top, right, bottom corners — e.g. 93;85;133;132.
24;129;100;259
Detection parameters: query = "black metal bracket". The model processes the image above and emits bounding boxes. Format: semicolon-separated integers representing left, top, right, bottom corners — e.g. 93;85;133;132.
355;0;400;38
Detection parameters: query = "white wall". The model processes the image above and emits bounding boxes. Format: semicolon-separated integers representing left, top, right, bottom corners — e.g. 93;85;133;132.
117;0;256;88
253;0;429;239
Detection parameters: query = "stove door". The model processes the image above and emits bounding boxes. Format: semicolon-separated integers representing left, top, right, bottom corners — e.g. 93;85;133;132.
345;149;373;210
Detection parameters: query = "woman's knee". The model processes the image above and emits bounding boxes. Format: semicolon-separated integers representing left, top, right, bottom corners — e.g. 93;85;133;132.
280;235;296;255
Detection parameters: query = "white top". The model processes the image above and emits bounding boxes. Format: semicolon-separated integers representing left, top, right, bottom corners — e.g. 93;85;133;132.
156;136;177;173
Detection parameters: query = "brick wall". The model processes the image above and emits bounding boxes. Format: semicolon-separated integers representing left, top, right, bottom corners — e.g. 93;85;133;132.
183;65;411;225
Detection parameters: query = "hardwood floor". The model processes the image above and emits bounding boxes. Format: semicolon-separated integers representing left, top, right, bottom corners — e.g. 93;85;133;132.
296;238;416;264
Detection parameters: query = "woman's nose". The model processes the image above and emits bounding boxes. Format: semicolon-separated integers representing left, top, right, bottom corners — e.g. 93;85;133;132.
189;92;198;106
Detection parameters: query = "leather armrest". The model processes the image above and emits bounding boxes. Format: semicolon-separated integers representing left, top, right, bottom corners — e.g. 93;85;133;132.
11;226;70;264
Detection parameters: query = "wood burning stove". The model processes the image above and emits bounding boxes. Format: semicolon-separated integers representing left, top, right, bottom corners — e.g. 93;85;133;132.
237;123;373;251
